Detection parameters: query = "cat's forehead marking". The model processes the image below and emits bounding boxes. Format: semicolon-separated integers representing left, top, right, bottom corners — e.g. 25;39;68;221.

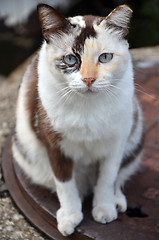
73;15;99;53
80;38;100;79
69;16;86;28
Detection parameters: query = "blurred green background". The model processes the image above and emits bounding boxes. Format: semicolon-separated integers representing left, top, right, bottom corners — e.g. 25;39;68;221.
0;0;159;76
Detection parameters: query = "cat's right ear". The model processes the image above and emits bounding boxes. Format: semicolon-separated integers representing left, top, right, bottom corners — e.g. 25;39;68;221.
104;5;133;39
37;4;70;43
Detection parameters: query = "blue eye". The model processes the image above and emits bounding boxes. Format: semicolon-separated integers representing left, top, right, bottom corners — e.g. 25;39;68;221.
98;53;113;63
63;55;77;66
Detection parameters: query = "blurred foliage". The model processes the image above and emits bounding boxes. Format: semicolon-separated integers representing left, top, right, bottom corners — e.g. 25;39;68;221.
127;0;159;47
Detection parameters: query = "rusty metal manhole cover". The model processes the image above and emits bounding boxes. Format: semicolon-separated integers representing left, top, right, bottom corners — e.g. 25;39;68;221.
2;62;159;240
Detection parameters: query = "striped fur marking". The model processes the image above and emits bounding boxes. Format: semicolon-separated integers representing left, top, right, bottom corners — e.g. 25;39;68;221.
121;131;144;169
25;56;73;182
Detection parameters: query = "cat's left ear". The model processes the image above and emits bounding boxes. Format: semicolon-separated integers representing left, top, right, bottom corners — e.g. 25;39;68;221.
37;4;71;42
105;5;133;38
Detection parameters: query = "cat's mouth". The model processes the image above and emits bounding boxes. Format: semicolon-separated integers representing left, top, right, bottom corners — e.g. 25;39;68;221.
74;87;97;95
84;87;99;94
77;87;100;95
70;84;100;95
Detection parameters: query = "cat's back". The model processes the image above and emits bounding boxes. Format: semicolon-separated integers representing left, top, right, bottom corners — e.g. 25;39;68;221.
21;54;39;93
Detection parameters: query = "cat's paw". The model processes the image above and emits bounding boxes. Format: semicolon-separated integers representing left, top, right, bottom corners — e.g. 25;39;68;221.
115;192;127;213
92;204;117;224
57;208;83;236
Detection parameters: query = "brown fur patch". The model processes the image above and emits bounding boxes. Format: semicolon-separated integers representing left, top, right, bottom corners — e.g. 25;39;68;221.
37;4;71;43
25;55;39;130
36;99;73;182
121;102;144;168
121;131;144;169
73;15;97;53
130;108;138;137
24;54;73;182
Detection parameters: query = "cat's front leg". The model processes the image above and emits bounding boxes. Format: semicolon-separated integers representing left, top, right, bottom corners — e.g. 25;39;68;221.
48;147;83;236
55;177;83;236
92;144;125;224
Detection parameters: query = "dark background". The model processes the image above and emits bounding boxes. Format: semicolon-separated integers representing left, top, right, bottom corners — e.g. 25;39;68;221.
0;0;159;76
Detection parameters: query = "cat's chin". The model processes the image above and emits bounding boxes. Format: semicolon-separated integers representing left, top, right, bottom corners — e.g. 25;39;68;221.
85;89;99;94
73;87;100;95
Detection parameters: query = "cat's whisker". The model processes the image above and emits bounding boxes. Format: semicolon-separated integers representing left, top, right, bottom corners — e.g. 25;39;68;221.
58;88;74;105
55;89;69;105
109;84;122;91
63;90;74;104
56;86;70;95
102;87;119;104
134;83;159;101
104;84;120;100
55;84;76;105
59;90;71;101
108;89;120;103
103;91;115;105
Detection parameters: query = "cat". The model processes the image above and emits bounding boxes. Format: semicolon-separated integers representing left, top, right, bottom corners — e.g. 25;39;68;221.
12;4;144;236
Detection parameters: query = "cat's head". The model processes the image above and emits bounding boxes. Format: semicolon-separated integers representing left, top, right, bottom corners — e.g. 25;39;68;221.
38;4;132;96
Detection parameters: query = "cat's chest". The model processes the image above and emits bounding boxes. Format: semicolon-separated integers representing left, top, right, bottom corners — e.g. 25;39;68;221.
59;137;109;164
50;103;116;140
40;93;133;162
46;96;131;142
57;110;131;164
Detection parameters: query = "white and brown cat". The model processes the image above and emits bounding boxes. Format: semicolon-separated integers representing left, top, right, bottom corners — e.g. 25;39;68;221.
12;4;144;236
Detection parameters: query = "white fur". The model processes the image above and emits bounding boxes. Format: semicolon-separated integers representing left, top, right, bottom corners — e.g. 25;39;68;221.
37;29;140;233
106;5;132;29
69;16;86;28
55;177;83;236
13;10;143;236
13;61;56;190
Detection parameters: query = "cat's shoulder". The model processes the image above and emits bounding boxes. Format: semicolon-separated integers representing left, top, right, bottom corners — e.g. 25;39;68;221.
23;52;39;85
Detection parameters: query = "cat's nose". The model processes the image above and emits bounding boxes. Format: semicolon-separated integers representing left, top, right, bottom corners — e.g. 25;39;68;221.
82;78;96;87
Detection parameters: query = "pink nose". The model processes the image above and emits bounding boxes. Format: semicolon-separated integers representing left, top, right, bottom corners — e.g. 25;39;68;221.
82;78;96;87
